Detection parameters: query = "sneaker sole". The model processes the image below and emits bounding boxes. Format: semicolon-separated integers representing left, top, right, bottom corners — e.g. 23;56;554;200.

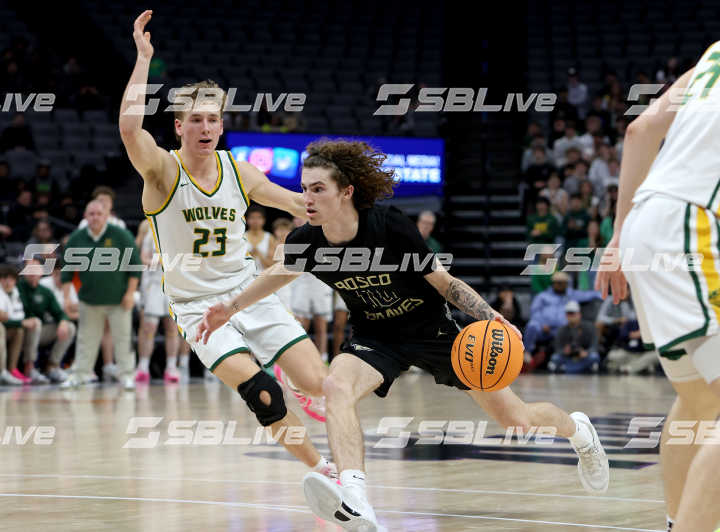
572;412;609;493
303;473;377;531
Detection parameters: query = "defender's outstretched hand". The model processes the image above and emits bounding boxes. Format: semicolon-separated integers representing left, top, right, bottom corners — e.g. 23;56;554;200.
133;10;154;59
595;234;628;304
196;302;233;344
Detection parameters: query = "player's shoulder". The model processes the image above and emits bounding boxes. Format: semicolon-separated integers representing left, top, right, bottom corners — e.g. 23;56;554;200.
286;222;317;245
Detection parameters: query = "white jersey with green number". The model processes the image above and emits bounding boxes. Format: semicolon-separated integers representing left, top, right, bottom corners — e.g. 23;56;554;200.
634;40;720;211
145;149;254;301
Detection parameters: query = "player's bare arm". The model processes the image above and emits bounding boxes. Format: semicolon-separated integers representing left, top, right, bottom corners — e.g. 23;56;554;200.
196;261;302;343
238;161;307;219
596;68;694;302
425;266;522;339
118;10;176;211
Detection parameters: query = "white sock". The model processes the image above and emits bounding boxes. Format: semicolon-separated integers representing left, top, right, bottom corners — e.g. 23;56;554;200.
340;469;367;497
179;354;189;369
138;358;150;372
666;515;674;531
166;356;177;370
312;456;330;472
568;421;593;449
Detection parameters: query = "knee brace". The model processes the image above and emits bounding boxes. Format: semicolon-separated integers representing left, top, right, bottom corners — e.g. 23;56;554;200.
237;370;287;426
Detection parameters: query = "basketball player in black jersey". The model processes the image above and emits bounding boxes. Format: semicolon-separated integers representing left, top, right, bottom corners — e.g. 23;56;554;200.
197;139;609;531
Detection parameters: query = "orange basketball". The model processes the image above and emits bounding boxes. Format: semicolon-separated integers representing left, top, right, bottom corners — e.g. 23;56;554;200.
451;320;523;391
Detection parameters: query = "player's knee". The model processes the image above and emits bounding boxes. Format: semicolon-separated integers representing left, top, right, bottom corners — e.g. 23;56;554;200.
237;371;287;426
322;374;356;406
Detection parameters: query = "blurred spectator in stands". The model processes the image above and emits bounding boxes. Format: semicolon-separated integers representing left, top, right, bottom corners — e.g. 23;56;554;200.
632;71;653;108
607;157;620;183
606;320;658;374
0;60;28;94
416;210;442;253
523;146;555;212
579;180;600;220
550;117;566;145
491;285;526;328
563;163;581;196
575;219;603;291
56;195;80;230
0;113;35;152
530;244;558;295
587;95;612;134
540;173;568;220
0;159;16;201
0;263;41;384
75;84;105;112
656;56;680;86
563;194;591;249
548;300;600;374
523;122;543;147
527;197;559;244
7;189;34;242
60;200;140;389
595;295;635;357
588;142;613;197
18;258;75;383
600;182;618;245
32;189;52;221
40;260;78;321
26;219;57;255
521;136;552;172
568;68;589;118
550;88;578;124
78;186;126;230
578;115;608;159
553;121;583;168
33;160;56;198
602;77;624;116
523;271;600;360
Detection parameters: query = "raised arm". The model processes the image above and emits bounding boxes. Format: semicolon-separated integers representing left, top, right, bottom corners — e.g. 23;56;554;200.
196;262;301;343
236;160;306;219
118;10;174;183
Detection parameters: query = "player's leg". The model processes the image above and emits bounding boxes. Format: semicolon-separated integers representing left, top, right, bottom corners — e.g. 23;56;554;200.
101;318;117;381
162;316;180;382
106;303;135;389
62;303;105;387
274;337;327;396
213;352;326;468
136;313;158;381
668;335;720;532
304;352;384;530
332;309;348;360
22;317;45;383
312;315;328;361
467;385;609;493
45;321;75;382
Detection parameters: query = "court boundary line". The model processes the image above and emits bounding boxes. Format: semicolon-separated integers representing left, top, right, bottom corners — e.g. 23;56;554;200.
0;493;664;531
0;473;665;504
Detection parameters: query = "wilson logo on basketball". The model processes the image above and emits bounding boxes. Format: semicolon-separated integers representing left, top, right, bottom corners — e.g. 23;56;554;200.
485;328;505;375
463;334;476;368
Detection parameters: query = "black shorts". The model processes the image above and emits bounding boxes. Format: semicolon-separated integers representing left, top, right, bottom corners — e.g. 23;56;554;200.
341;323;469;397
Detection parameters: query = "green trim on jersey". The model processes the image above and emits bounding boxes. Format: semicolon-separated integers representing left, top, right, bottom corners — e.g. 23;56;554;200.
659;204;710;354
174;150;224;197
263;333;309;368
227;151;250;208
209;347;251;372
144;160;181;216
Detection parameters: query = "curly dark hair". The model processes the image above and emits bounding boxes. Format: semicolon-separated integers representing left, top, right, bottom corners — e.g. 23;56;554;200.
303;139;396;209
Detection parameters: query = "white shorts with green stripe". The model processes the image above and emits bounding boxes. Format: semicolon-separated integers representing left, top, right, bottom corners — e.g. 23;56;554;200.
169;279;308;372
621;194;720;382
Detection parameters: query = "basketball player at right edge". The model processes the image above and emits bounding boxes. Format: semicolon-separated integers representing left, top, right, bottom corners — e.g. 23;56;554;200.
597;44;720;532
119;11;334;478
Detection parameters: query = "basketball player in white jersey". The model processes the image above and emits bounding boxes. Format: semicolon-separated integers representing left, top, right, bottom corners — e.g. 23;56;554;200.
119;10;334;476
597;44;720;532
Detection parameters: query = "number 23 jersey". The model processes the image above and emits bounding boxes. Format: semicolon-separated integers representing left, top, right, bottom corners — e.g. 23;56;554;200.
144;149;254;301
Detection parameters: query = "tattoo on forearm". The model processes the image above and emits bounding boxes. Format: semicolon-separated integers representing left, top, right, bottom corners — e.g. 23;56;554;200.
445;279;496;321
